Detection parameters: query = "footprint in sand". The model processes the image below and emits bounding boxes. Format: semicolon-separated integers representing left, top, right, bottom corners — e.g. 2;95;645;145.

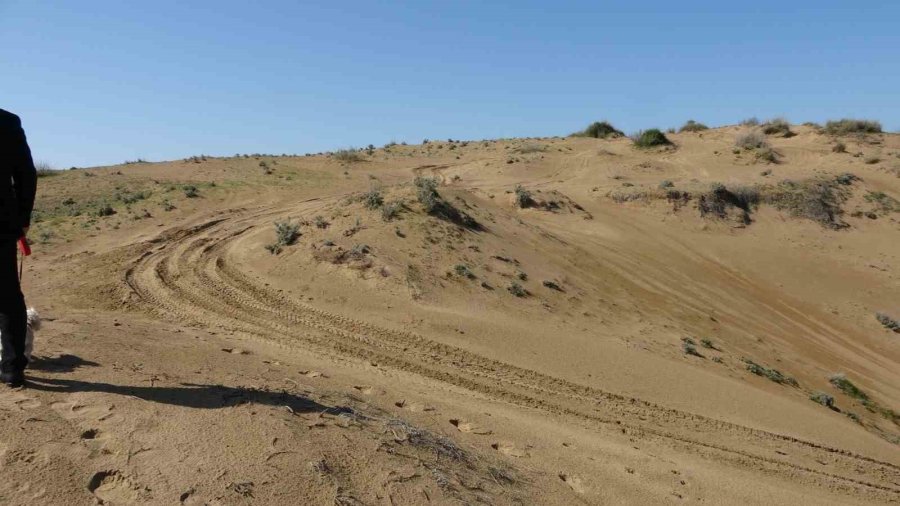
88;470;148;503
51;400;123;424
0;391;41;411
558;473;586;494
449;419;492;435
491;441;528;457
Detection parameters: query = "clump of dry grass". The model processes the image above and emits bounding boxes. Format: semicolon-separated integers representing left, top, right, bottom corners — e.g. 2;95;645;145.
824;119;882;135
735;129;769;150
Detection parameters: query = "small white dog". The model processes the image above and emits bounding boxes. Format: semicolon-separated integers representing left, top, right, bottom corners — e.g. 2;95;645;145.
0;308;41;362
25;308;41;361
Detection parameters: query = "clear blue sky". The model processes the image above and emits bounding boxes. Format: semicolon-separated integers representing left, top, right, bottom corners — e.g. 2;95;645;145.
2;1;898;169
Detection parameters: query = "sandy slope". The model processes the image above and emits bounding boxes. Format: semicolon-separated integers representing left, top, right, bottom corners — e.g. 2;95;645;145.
3;125;899;504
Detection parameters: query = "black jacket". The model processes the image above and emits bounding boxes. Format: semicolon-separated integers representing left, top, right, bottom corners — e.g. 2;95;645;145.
0;109;37;238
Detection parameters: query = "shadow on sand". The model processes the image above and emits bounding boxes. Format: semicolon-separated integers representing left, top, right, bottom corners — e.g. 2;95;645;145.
27;375;354;415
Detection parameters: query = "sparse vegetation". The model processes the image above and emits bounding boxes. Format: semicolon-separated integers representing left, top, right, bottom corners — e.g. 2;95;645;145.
744;359;798;386
810;392;835;409
333;148;364;163
573;121;623;139
453;264;476;279
761;117;794;137
763;178;849;229
362;188;384;209
735;129;769;150
876;312;900;333
381;201;402;221
828;374;868;401
272;220;300;250
679;120;709;133
35;161;58;178
682;338;702;357
183;185;199;198
700;338;715;349
631;129;672;148
507;282;527;297
313;215;329;229
514;143;547;154
413;176;480;229
740;117;760;127
658;180;674;189
95;203;116;217
832;142;847;153
863;155;880;165
698;183;759;224
824;119;882;136
514;185;534;208
542;280;562;291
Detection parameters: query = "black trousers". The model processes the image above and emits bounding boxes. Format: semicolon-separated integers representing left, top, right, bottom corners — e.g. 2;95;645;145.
0;239;27;373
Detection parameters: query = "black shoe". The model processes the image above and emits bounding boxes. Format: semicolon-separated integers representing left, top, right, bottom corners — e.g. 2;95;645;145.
0;370;25;388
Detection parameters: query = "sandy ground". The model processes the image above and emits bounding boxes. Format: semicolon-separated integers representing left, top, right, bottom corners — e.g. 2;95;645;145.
3;124;899;504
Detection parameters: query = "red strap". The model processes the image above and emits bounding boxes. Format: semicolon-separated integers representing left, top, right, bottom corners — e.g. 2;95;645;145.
18;237;31;256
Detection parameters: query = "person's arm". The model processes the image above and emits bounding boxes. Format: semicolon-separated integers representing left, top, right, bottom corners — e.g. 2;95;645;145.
9;115;37;236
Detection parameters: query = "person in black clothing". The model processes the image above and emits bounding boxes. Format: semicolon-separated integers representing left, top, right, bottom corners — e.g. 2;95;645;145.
0;109;37;387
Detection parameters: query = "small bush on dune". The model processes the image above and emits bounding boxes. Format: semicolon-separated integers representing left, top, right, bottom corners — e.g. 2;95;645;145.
507;281;527;297
573;121;623;139
381;201;402;221
761;117;794;137
735;129;769;150
183;185;199;198
740;117;760;127
332;148;364;163
828;373;869;401
362;188;384;209
679;120;709;133
274;220;300;247
763;178;849;229
824;119;882;136
876;312;900;333
631;129;672;148
514;185;534;208
35;161;58;178
832;142;847;153
414;177;480;229
810;392;835;409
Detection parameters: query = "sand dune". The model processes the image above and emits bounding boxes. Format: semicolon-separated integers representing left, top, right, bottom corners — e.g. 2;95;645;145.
5;125;898;504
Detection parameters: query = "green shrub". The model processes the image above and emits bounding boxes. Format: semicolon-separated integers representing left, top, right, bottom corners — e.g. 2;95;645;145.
824;119;882;135
740;117;760;127
574;121;623;139
274;220;300;246
828;374;869;401
313;215;329;229
183;185;199;198
679;120;709;133
658;180;674;189
631;129;672;148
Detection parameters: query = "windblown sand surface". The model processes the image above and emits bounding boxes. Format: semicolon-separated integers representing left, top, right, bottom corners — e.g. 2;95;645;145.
3;125;898;504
